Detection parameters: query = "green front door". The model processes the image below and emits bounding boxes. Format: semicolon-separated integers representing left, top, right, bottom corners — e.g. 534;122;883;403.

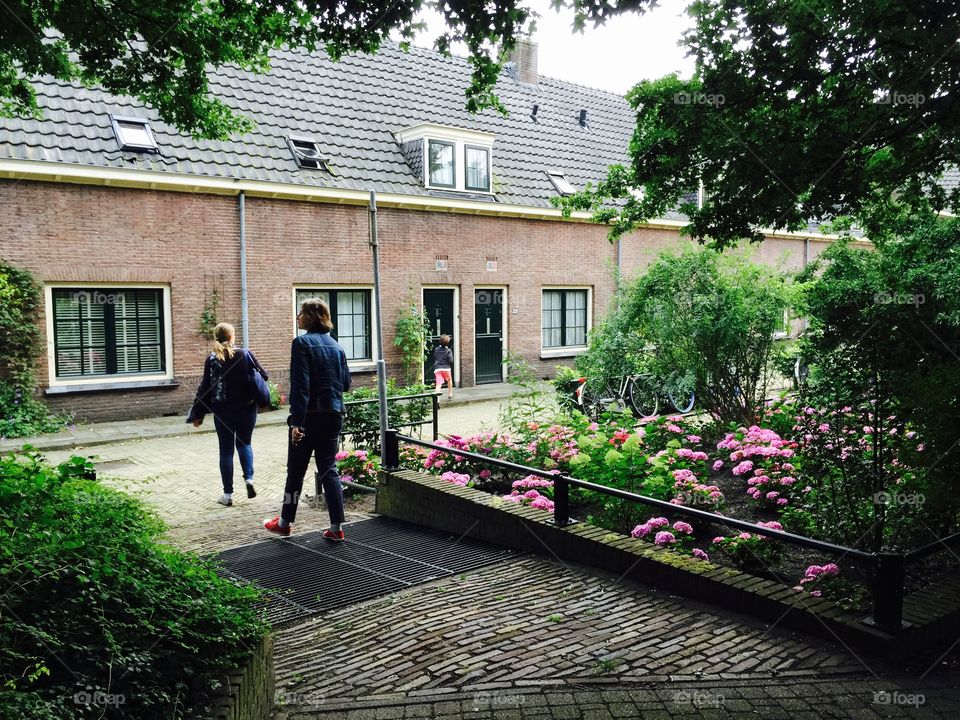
474;289;503;384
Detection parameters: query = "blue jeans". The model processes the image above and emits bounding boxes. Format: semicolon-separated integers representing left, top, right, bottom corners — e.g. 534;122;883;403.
281;412;344;525
213;402;258;494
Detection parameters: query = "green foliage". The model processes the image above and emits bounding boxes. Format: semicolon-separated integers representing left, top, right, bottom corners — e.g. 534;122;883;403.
267;379;284;410
580;246;793;424
0;260;69;438
393;301;429;386
797;216;960;538
0;451;267;719
197;287;220;339
556;1;960;246
342;381;432;453
498;352;558;430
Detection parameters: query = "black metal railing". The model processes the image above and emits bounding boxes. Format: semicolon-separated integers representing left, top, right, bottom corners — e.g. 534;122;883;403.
383;430;957;633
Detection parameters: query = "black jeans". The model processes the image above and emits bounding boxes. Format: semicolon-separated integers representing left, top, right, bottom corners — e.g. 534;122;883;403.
281;412;344;525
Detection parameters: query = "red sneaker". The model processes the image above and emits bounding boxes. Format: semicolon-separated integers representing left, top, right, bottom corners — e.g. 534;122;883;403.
263;516;291;536
323;529;345;542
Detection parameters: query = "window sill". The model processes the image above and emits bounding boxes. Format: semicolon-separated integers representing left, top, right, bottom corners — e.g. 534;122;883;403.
347;363;377;373
540;347;588;360
45;379;180;395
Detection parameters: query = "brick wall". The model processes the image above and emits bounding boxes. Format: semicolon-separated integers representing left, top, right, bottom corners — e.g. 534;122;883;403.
1;178;818;422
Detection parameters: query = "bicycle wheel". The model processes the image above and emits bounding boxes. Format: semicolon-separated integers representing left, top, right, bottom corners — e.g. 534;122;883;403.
668;388;695;414
627;376;659;417
581;381;604;420
794;357;810;389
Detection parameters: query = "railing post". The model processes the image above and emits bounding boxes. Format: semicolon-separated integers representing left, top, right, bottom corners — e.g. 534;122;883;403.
432;393;439;441
554;475;570;526
384;428;400;470
871;552;905;631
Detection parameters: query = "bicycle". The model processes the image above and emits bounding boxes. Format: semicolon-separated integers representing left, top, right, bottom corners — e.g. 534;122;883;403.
581;374;663;419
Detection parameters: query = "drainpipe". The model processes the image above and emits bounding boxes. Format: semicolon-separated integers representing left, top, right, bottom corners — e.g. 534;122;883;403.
615;238;622;309
239;191;249;347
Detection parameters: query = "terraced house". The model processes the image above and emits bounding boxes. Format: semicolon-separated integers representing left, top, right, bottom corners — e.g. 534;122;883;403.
0;40;851;422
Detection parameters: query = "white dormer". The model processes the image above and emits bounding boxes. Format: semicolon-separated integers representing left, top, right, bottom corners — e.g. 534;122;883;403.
395;123;495;194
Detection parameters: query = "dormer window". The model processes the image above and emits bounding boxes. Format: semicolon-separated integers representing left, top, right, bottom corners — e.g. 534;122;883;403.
428;140;456;187
288;136;329;170
111;116;157;152
547;171;576;196
396;124;495;195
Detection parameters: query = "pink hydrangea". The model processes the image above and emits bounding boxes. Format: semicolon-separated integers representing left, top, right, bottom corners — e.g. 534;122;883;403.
712;536;726;543
686;435;702;443
666;424;683;433
632;523;652;538
654;531;676;546
335;450;350;461
647;517;670;528
440;471;470;486
692;548;709;561
732;460;754;476
712;460;723;471
672;521;694;535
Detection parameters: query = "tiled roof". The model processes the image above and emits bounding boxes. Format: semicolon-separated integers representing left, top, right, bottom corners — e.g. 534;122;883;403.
0;42;636;209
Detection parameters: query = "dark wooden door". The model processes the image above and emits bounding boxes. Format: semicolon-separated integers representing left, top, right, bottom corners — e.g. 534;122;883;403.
423;289;455;385
474;289;503;384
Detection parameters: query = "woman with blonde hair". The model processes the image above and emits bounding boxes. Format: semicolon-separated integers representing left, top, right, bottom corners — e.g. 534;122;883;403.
263;298;351;539
187;322;269;506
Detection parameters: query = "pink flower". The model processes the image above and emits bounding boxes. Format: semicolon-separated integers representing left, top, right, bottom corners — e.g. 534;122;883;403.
686;435;701;443
712;460;723;470
802;486;813;493
666;424;682;433
692;548;709;561
341;474;353;483
654;531;676;546
810;590;822;597
647;517;670;528
479;469;492;479
732;461;754;476
355;450;368;460
757;520;783;531
737;532;752;540
335;451;350;461
765;491;780;500
712;536;726;544
672;521;694;535
777;498;788;505
632;523;652;538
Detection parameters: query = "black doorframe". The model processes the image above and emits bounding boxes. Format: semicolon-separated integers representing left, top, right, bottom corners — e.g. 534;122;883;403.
422;287;458;387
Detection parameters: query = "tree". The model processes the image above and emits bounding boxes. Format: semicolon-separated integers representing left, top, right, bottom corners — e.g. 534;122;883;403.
577;245;791;425
0;0;540;138
558;0;960;246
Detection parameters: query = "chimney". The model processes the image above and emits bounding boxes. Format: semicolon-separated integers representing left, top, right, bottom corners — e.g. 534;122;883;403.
507;39;538;85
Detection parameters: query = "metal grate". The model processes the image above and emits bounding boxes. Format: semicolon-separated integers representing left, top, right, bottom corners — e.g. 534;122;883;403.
215;517;515;625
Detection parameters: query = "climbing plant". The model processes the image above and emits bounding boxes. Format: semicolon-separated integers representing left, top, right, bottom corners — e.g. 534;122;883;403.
0;260;69;437
394;299;428;385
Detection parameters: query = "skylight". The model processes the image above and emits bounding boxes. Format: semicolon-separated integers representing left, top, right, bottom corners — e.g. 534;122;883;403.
547;171;576;196
289;137;329;170
111;116;157;152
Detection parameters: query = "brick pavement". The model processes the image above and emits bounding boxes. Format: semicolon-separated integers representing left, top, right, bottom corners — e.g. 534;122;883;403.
35;399;960;719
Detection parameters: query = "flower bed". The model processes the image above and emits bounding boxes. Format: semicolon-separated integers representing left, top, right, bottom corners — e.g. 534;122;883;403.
400;399;958;610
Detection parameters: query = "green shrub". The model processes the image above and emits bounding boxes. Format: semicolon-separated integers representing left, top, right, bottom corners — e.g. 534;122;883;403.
0;381;71;439
0;451;267;719
342;381;432;453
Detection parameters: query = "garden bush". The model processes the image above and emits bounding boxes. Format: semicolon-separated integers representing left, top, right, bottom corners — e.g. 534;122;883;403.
576;246;794;424
342;380;431;452
0;451;266;719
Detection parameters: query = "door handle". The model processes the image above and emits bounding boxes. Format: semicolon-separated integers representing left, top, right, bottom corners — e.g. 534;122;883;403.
436;319;441;335
486;318;491;334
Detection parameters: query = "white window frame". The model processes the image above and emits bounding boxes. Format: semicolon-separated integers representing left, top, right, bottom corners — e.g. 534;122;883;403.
540;286;592;358
773;308;791;339
546;170;576;196
44;283;173;388
292;285;377;371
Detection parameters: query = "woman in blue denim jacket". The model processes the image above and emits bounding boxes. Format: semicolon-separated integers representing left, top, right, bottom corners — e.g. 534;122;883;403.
264;298;351;539
187;322;269;506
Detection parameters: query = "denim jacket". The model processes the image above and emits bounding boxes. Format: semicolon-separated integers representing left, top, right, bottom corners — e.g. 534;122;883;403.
187;349;268;423
287;331;352;427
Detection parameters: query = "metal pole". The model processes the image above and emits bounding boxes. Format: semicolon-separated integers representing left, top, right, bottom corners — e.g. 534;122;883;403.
239;191;250;347
369;191;389;456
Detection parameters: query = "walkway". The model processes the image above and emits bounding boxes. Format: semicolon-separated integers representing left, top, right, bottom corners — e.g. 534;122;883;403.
13;388;960;719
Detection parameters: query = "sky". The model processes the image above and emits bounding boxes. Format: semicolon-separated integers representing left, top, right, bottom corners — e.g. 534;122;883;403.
407;0;697;96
